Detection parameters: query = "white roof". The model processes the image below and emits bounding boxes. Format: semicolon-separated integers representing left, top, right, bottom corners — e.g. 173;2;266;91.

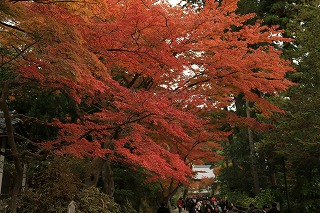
192;165;215;179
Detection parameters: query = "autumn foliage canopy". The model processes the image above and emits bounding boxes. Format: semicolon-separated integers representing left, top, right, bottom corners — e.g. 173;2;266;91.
0;0;293;183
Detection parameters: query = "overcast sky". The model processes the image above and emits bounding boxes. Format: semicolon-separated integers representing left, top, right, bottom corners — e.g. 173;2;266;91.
168;0;179;6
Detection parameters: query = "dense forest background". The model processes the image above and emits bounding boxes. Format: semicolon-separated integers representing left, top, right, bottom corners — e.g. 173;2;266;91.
0;0;319;212
218;1;320;212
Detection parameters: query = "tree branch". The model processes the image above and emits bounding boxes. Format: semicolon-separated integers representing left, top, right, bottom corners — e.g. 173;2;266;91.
0;41;38;68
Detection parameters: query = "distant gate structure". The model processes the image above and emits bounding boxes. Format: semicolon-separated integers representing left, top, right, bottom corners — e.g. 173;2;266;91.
192;165;215;180
189;165;215;195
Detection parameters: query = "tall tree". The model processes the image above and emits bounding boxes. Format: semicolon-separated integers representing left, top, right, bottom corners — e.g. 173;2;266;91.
234;0;320;210
261;1;320;211
0;0;293;211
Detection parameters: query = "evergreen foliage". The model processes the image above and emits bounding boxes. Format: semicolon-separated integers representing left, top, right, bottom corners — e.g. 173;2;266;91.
218;0;320;212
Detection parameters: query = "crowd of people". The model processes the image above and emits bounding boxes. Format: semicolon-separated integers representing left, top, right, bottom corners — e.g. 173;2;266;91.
176;196;237;213
173;196;281;213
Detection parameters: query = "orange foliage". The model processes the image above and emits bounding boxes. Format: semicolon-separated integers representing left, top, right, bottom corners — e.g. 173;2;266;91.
0;0;294;184
189;177;214;194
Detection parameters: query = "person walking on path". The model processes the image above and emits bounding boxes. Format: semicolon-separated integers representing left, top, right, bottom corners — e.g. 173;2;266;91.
177;198;184;213
157;203;170;213
189;202;197;213
262;205;269;213
268;203;280;213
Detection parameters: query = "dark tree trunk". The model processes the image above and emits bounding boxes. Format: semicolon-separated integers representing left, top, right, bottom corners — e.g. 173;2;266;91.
246;100;260;195
84;127;120;194
228;133;238;168
102;160;114;196
268;161;277;186
84;157;104;187
159;178;182;213
182;187;188;200
84;157;115;196
1;80;23;213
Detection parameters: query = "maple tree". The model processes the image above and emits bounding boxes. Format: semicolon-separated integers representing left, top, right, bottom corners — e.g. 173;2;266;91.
0;0;294;211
